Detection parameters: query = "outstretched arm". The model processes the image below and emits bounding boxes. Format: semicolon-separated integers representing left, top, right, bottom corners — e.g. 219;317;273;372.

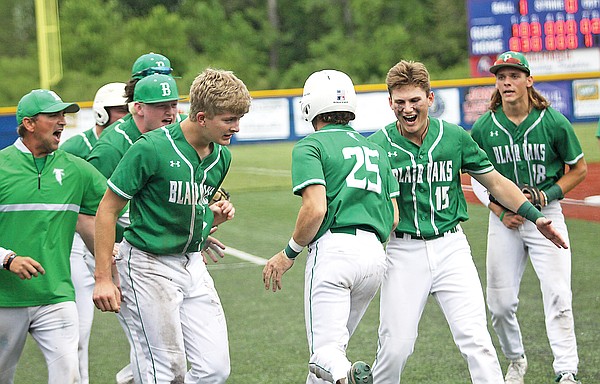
473;170;568;249
262;184;326;292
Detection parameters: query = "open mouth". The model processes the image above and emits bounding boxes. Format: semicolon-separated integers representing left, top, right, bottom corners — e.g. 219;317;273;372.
53;129;63;140
404;115;417;123
163;118;173;125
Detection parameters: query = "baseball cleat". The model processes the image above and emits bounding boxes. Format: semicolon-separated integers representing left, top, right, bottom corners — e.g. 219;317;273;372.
347;361;373;384
504;354;527;384
555;372;581;383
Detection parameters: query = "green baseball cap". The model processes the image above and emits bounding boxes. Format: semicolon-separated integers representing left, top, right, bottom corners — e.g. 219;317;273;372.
131;52;173;79
16;89;80;124
133;74;179;104
490;51;531;75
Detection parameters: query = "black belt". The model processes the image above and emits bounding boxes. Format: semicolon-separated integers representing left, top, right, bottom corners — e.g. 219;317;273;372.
330;226;384;243
395;225;460;241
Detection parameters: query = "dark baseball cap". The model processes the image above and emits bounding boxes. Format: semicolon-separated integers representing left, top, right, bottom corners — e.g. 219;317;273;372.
16;89;80;124
490;51;531;75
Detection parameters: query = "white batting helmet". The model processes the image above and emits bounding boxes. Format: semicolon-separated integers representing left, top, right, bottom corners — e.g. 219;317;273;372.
93;82;127;125
300;70;357;122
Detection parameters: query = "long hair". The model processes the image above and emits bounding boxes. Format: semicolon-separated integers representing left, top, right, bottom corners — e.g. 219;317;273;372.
489;87;550;112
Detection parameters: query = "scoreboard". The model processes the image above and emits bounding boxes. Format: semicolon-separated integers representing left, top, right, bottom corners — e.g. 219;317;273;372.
468;0;600;76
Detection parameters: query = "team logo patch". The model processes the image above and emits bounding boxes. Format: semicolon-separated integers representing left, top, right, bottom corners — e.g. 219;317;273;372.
53;168;65;185
336;89;346;101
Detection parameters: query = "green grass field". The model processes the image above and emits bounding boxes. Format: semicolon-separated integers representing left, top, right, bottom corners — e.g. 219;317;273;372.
15;124;600;383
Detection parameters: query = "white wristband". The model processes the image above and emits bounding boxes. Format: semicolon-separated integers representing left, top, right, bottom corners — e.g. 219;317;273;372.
288;237;304;253
0;247;15;270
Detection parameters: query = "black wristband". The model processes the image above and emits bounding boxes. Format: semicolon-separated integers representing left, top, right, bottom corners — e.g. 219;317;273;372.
4;253;16;271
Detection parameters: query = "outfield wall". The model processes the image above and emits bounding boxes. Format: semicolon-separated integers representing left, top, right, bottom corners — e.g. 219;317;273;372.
1;73;599;149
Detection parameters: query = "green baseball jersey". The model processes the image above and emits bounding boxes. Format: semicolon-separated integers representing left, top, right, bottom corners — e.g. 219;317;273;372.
368;118;494;238
86;114;140;178
471;106;584;190
0;140;107;307
108;123;230;255
60;127;99;159
292;124;399;243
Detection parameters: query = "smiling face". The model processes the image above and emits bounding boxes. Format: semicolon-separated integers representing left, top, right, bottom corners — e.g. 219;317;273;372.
22;112;67;157
495;67;533;105
389;85;433;140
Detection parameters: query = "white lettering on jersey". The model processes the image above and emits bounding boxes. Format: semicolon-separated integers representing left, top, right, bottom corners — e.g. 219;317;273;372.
53;168;65;185
168;180;215;206
492;144;522;164
428;161;452;182
395;164;425;184
522;143;546;161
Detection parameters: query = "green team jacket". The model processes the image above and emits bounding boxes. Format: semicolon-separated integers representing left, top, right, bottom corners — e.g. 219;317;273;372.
471;106;584;190
0;140;107;307
369;118;494;238
108;123;229;255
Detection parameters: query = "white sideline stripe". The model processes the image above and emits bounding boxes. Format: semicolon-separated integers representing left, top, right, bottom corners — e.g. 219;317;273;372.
462;184;596;207
224;246;267;265
235;167;289;177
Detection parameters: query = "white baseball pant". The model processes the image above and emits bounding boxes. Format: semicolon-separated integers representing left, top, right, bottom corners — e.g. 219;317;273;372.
0;301;80;384
372;228;504;384
304;229;386;384
70;233;96;384
117;240;230;384
485;200;578;374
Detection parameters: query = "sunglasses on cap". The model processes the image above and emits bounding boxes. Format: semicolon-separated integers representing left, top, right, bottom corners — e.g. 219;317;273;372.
493;56;527;68
132;66;173;79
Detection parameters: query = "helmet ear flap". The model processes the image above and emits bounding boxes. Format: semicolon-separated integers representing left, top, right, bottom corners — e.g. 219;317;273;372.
94;107;110;126
93;83;127;126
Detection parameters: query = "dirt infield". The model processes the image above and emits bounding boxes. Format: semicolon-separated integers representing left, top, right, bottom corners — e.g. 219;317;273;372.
462;162;600;222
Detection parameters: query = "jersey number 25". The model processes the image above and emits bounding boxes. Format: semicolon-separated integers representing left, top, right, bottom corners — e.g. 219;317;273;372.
342;146;382;194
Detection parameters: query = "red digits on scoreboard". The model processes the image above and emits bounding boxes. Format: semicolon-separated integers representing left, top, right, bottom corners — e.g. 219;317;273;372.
565;0;578;14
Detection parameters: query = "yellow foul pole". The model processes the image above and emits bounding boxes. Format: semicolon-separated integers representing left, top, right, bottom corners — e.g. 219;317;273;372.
35;0;63;89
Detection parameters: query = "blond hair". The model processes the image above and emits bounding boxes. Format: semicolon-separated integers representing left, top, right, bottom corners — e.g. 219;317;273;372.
386;60;431;95
188;68;252;121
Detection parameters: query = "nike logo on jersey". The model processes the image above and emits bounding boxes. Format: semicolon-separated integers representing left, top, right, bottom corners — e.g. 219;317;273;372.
491;143;546;164
170;160;181;167
392;160;453;184
53;168;65;185
168;181;216;206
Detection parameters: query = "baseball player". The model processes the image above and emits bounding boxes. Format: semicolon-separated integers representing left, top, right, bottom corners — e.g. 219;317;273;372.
59;82;128;384
262;70;400;384
471;51;587;384
367;60;567;384
0;90;107;384
93;68;251;383
86;72;181;384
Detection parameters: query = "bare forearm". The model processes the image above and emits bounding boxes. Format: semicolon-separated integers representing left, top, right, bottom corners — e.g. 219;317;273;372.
475;171;527;213
292;204;324;246
94;209;118;281
76;214;96;254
